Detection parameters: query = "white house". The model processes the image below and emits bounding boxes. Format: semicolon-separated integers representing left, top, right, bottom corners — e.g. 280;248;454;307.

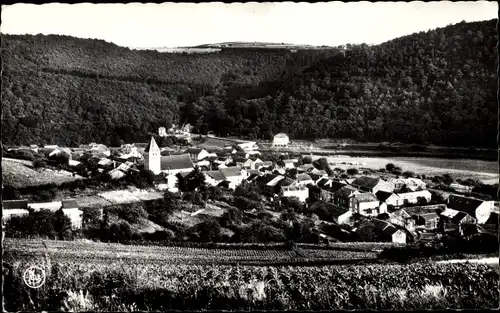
397;190;432;205
220;167;245;189
158;127;167;137
204;171;227;187
446;195;496;224
272;133;289;148
375;191;402;207
282;159;297;169
243;158;263;170
68;159;81;167
155;174;179;192
350;193;384;217
370;219;407;244
185;148;210;162
280;185;309;202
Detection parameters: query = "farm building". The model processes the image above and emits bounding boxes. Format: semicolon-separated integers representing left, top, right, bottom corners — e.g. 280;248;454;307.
282;159;297;169
375;191;401;207
449;183;473;194
220;167;246;189
272;133;290;148
440;208;477;234
237;142;259;151
446;195;495;224
185;148;210;162
204;170;226;187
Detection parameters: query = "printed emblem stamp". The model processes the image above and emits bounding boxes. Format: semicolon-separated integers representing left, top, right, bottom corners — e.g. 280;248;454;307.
23;265;46;289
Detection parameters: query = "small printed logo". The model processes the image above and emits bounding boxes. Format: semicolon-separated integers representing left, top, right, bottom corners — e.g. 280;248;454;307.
23;265;46;289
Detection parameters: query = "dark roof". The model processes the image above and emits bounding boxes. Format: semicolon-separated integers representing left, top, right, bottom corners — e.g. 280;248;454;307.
370;219;399;235
316;177;331;188
220;167;242;178
483;212;499;226
257;174;279;186
375;190;394;202
296;173;313;181
62;199;78;208
160;154;194;171
353;192;378;203
153;175;168;183
451;211;470;224
185;148;203;154
447;195;484;216
351;176;380;189
277;177;296;187
329;205;350;218
3;200;28;209
206;170;226;181
335;185;359;197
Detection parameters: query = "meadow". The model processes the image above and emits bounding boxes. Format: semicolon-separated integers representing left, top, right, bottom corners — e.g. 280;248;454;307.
3;239;499;311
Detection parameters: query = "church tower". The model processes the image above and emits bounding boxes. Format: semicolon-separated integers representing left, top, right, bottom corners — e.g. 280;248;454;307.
144;136;161;174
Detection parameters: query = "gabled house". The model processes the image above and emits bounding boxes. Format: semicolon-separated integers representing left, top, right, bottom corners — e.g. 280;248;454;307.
243;158;263;170
440;208;477;234
316;177;333;189
350;193;385;217
185;148;210;162
350;176;394;194
265;175;286;193
214;155;233;166
260;161;273;168
109;168;126;180
220;167;245;190
319;181;347;203
204;170;226;187
280;185;309;203
334;185;360;209
296;173;314;186
446;195;495;224
389;209;415;230
375;190;402;207
358;218;407;244
330;206;353;225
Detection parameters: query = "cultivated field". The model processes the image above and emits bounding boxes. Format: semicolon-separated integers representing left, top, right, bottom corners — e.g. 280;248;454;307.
3;239;498;311
98;187;164;204
2;158;84;188
317;155;498;181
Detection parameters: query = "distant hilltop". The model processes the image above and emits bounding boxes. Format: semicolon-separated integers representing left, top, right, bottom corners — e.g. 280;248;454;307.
136;41;340;53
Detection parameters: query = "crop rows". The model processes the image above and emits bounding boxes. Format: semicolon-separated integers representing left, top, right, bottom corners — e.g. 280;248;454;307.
4;256;498;311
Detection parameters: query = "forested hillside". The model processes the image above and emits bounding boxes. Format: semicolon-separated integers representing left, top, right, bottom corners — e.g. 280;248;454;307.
1;19;497;147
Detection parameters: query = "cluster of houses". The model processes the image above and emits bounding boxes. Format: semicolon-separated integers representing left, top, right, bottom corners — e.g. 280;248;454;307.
3;198;88;230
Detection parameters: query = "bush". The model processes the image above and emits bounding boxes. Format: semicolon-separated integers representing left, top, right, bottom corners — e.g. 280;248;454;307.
108;203;148;224
392;169;402;176
347;168;359;175
402;171;415;178
385;163;395;171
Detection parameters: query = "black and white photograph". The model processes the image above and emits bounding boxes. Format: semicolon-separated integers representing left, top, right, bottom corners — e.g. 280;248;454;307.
1;1;499;311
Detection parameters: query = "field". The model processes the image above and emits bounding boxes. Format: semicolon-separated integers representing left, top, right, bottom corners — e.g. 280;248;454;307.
317;155;498;182
2;158;84;188
3;239;498;311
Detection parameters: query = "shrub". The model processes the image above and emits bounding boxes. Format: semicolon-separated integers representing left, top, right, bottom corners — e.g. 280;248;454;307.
402;171;415;178
347;168;359;175
385;163;395;171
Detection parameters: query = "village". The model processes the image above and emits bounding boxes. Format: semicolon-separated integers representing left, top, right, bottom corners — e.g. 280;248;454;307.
2;123;499;247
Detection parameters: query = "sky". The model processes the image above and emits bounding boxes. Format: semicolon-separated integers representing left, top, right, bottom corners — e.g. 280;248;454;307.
1;2;497;49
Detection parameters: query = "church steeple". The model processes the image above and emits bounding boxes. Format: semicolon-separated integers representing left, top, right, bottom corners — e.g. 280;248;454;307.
144;136;161;174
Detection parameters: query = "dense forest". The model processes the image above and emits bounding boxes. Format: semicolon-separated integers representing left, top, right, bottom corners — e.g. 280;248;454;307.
1;19;497;147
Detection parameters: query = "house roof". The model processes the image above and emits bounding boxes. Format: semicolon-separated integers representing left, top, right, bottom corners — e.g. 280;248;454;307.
311;168;328;176
274;133;289;139
483;212;499;226
257;174;279;186
220;167;242;178
206;170;226;181
353;192;378;203
298;164;315;171
281;185;307;192
296;173;313;182
160;154;194;171
375;190;395;202
329;205;350;218
351;176;381;189
325;181;347;193
335;185;359;197
277;177;296;187
419;212;440;222
316;177;331;188
246;169;261;176
185;148;203;154
370;219;399;235
62;199;78;208
267;175;285;187
447;195;484;216
3;200;29;210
